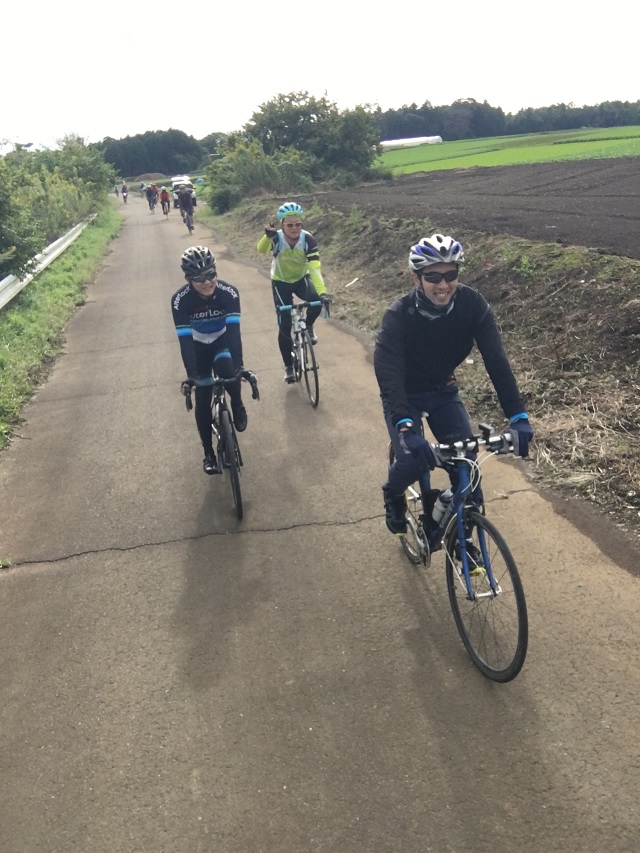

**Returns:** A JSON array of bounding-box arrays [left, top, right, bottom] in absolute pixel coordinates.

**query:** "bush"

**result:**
[[206, 140, 316, 213], [210, 187, 242, 214]]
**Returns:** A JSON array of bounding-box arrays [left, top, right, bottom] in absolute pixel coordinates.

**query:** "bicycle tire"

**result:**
[[445, 510, 528, 682], [220, 409, 243, 520], [401, 509, 426, 565], [301, 330, 319, 407], [387, 443, 426, 565], [292, 345, 302, 382]]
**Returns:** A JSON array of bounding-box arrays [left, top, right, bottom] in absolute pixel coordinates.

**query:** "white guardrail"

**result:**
[[0, 216, 96, 311]]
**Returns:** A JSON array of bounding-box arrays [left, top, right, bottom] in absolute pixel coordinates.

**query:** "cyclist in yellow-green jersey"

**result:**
[[257, 201, 329, 383]]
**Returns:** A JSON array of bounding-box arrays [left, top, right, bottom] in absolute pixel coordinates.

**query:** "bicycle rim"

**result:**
[[445, 511, 528, 682], [221, 410, 243, 520], [302, 331, 319, 407]]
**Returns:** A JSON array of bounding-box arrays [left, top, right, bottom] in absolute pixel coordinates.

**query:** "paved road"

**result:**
[[1, 197, 639, 852]]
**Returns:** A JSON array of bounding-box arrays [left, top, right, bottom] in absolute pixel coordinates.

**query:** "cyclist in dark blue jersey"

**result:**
[[171, 246, 248, 475], [374, 233, 534, 535]]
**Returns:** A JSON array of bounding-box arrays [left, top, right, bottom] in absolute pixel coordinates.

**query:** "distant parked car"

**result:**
[[171, 175, 197, 208]]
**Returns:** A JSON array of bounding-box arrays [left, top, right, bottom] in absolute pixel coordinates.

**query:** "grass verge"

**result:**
[[0, 202, 123, 451]]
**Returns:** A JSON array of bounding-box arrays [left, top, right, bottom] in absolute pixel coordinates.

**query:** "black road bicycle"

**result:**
[[389, 422, 528, 682], [186, 369, 259, 520]]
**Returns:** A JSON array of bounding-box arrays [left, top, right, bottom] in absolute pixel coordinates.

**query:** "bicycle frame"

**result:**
[[210, 381, 240, 456], [406, 428, 512, 600], [281, 302, 313, 339]]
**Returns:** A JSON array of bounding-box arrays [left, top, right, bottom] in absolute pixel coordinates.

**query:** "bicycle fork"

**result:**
[[452, 469, 500, 600]]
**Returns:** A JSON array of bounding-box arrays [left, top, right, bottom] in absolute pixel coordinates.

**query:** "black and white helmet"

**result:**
[[181, 246, 216, 277], [409, 234, 465, 271]]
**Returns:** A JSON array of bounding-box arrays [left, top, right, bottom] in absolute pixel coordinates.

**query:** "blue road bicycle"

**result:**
[[390, 423, 528, 682]]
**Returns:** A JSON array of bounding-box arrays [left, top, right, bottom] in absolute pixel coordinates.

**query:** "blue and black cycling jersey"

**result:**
[[170, 279, 243, 379]]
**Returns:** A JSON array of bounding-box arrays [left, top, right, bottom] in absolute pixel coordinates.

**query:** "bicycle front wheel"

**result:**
[[445, 511, 528, 682], [220, 409, 243, 520], [301, 331, 319, 407]]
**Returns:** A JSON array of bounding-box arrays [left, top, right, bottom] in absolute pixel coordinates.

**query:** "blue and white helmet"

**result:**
[[277, 201, 304, 221], [409, 234, 465, 271]]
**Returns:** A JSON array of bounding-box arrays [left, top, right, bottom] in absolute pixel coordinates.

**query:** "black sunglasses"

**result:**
[[420, 269, 459, 284], [192, 270, 217, 283]]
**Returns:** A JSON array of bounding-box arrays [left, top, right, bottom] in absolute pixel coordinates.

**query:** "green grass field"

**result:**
[[377, 126, 640, 174]]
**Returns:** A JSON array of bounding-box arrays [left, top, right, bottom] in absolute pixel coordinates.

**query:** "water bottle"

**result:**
[[431, 489, 453, 524]]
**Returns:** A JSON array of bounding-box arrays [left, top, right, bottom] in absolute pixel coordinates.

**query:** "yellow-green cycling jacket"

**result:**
[[256, 230, 326, 295]]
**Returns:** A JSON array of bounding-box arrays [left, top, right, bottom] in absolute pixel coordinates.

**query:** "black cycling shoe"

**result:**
[[232, 403, 247, 432], [203, 452, 218, 475], [455, 538, 485, 575], [284, 365, 296, 384], [384, 494, 408, 535]]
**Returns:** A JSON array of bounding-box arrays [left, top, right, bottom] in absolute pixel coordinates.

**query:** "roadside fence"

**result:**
[[0, 216, 96, 312]]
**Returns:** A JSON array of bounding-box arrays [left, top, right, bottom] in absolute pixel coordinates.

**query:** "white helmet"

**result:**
[[409, 234, 465, 271]]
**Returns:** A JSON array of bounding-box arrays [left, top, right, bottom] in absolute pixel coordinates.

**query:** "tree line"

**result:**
[[375, 98, 640, 142], [94, 96, 640, 181], [0, 136, 115, 279]]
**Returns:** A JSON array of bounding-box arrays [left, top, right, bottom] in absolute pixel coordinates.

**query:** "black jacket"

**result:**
[[374, 284, 525, 427]]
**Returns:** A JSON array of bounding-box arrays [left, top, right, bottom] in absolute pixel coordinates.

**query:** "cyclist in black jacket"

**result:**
[[374, 233, 534, 535], [171, 246, 247, 475]]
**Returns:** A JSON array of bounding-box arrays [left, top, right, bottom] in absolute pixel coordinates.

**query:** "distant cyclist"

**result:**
[[256, 201, 329, 383], [374, 232, 534, 536], [121, 183, 128, 204], [177, 184, 195, 233], [145, 184, 157, 211], [171, 246, 249, 475], [159, 186, 171, 215]]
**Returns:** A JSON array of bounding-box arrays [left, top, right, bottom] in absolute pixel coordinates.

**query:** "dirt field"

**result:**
[[318, 157, 640, 261], [227, 156, 640, 546]]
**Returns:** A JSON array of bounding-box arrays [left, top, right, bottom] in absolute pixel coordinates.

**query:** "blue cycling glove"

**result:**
[[398, 427, 438, 470], [509, 416, 534, 458]]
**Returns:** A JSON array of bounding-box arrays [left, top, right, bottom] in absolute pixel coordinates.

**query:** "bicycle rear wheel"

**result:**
[[445, 510, 528, 682], [301, 330, 319, 407], [220, 409, 243, 520], [387, 443, 427, 565]]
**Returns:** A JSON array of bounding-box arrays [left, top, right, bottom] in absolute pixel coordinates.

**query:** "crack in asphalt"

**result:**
[[1, 489, 532, 571], [0, 514, 383, 569]]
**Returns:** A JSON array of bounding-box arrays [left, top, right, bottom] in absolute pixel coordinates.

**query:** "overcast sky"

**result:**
[[4, 0, 637, 153]]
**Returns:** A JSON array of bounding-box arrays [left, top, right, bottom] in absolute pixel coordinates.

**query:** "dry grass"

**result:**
[[205, 199, 640, 542]]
